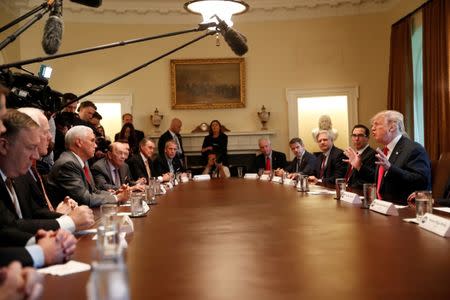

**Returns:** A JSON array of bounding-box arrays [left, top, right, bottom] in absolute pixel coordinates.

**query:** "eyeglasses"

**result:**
[[351, 134, 367, 138]]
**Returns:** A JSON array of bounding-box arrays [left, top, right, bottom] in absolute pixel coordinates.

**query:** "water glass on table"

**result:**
[[335, 178, 346, 199], [362, 183, 376, 209], [415, 190, 433, 222]]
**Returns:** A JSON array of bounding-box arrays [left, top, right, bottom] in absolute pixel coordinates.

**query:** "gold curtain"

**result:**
[[423, 0, 450, 161], [387, 18, 414, 138]]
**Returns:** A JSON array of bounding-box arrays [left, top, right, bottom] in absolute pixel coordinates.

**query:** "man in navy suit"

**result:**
[[252, 138, 287, 173], [343, 124, 377, 189], [309, 130, 347, 185], [276, 137, 317, 177], [158, 118, 185, 168], [154, 139, 185, 179], [358, 110, 431, 204]]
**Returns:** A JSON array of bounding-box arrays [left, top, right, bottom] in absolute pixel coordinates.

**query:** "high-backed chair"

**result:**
[[432, 152, 450, 198]]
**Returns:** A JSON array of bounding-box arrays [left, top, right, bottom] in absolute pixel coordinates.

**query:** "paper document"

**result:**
[[433, 207, 450, 213], [38, 260, 91, 276]]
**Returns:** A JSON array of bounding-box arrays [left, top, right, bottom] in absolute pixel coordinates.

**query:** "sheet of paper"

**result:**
[[403, 218, 419, 224], [434, 207, 450, 213], [395, 205, 408, 209], [38, 260, 91, 276]]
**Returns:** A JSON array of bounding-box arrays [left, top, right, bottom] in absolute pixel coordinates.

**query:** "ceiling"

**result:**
[[1, 0, 400, 24]]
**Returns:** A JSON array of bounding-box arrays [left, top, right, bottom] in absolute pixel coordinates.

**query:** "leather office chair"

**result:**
[[432, 152, 450, 198]]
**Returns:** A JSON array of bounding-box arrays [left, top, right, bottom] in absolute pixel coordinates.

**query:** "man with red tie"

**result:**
[[309, 130, 347, 185], [47, 126, 130, 207], [343, 124, 376, 189], [359, 110, 431, 204], [252, 138, 287, 174]]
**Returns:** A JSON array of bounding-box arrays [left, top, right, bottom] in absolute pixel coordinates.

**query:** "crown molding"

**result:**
[[4, 0, 400, 25]]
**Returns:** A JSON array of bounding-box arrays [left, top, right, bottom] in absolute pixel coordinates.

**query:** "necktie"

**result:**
[[265, 156, 271, 171], [113, 169, 121, 188], [5, 178, 22, 218], [173, 134, 182, 155], [83, 164, 91, 184], [376, 147, 389, 199], [319, 154, 326, 179], [144, 159, 152, 181], [31, 163, 55, 211], [296, 156, 302, 173]]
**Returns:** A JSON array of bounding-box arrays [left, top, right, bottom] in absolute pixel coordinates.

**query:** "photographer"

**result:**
[[202, 152, 230, 179]]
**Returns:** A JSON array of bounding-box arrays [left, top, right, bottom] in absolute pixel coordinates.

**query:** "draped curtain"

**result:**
[[387, 18, 414, 139], [422, 0, 450, 160]]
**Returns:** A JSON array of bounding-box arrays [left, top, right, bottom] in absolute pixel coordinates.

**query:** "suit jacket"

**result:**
[[0, 227, 34, 247], [91, 158, 135, 191], [153, 155, 185, 177], [284, 151, 318, 176], [347, 146, 377, 189], [158, 130, 185, 163], [47, 151, 116, 208], [316, 146, 348, 184], [0, 176, 61, 234], [0, 248, 33, 267], [252, 150, 287, 173], [127, 152, 155, 182], [367, 136, 431, 204]]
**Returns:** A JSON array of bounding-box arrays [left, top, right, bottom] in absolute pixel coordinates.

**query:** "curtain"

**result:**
[[387, 18, 414, 139], [423, 0, 450, 161]]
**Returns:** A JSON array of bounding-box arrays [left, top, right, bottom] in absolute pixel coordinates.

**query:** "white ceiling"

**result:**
[[1, 0, 400, 24]]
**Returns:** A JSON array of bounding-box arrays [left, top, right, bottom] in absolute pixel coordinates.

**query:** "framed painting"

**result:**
[[170, 58, 246, 109]]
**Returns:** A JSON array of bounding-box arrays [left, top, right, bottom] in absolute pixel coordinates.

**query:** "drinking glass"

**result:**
[[415, 190, 433, 222], [335, 178, 346, 199], [362, 183, 376, 209]]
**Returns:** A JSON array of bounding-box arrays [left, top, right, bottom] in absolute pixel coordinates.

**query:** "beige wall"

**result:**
[[2, 0, 427, 154]]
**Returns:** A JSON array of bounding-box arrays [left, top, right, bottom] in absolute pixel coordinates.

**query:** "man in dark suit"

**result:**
[[343, 124, 377, 189], [276, 137, 318, 177], [127, 137, 156, 183], [309, 130, 347, 185], [0, 110, 93, 234], [154, 140, 185, 179], [359, 110, 431, 204], [252, 138, 287, 173], [47, 126, 130, 208], [92, 142, 145, 191], [158, 118, 185, 167], [114, 113, 145, 143]]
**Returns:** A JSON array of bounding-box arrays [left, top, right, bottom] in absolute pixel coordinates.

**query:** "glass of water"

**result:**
[[415, 190, 433, 222]]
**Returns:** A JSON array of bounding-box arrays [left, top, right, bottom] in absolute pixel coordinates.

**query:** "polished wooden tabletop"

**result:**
[[43, 179, 450, 299]]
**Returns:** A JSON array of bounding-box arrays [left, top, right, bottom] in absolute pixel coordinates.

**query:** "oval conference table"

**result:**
[[43, 179, 450, 299]]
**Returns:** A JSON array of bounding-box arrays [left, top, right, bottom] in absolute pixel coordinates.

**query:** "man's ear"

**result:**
[[75, 137, 82, 148], [0, 138, 8, 156]]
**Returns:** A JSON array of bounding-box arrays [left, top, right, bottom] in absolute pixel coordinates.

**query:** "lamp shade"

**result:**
[[184, 0, 249, 27]]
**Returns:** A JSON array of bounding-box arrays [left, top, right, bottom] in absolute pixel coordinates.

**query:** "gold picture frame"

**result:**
[[170, 58, 246, 109]]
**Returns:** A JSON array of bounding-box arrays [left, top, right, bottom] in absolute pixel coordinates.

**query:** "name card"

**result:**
[[119, 215, 134, 233], [271, 176, 283, 183], [259, 174, 270, 181], [244, 173, 258, 179], [283, 178, 295, 186], [369, 199, 399, 216], [340, 191, 362, 204], [181, 176, 189, 183], [419, 213, 450, 237], [193, 174, 211, 181]]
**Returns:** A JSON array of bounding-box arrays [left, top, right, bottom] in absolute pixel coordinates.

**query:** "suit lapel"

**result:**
[[0, 179, 19, 218], [388, 136, 405, 166]]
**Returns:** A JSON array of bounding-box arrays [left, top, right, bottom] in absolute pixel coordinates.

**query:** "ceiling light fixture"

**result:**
[[184, 0, 249, 27]]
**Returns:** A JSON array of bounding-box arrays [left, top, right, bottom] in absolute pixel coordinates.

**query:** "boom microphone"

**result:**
[[42, 0, 63, 55], [216, 19, 248, 56]]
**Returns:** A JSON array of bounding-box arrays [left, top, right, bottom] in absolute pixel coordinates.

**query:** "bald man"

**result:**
[[158, 118, 185, 167]]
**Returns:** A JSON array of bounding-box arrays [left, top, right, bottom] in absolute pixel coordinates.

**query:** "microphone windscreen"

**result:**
[[224, 28, 248, 56], [69, 0, 102, 7], [42, 16, 63, 55]]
